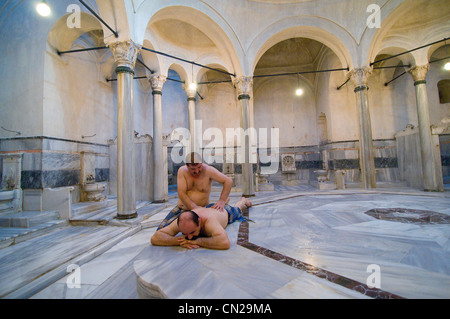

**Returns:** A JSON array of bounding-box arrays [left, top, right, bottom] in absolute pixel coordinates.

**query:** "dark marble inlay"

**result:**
[[374, 157, 398, 168], [233, 164, 259, 174], [21, 170, 43, 189], [43, 170, 80, 188], [442, 155, 450, 167], [328, 159, 360, 170], [327, 158, 398, 170], [95, 168, 110, 182], [237, 208, 405, 299], [365, 208, 450, 225], [296, 160, 322, 169]]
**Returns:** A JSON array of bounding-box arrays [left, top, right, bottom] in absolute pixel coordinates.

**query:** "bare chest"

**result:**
[[186, 177, 212, 193]]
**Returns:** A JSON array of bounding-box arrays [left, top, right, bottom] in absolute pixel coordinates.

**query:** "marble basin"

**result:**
[[0, 190, 15, 202], [314, 169, 328, 182], [0, 189, 21, 214], [83, 183, 106, 202]]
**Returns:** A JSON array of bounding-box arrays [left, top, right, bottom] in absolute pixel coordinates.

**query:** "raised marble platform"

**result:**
[[134, 191, 450, 299], [0, 210, 59, 228]]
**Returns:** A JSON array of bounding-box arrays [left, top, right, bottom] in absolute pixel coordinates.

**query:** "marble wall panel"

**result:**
[[395, 131, 423, 188], [440, 135, 450, 181], [95, 169, 110, 183], [109, 136, 154, 201], [42, 170, 80, 188], [0, 137, 43, 153], [165, 142, 402, 186], [21, 171, 43, 189], [42, 152, 80, 171], [1, 137, 110, 190], [21, 152, 42, 172]]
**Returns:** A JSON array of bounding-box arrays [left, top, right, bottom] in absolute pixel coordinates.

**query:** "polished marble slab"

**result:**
[[134, 190, 450, 299], [31, 228, 154, 299], [134, 223, 369, 299], [245, 193, 450, 299], [2, 186, 449, 299], [0, 225, 130, 298]]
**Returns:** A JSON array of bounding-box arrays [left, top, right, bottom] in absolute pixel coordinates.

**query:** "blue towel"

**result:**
[[157, 203, 250, 230], [205, 203, 248, 224]]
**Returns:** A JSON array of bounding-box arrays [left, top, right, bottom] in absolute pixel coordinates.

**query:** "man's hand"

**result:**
[[177, 237, 200, 249], [211, 199, 226, 211]]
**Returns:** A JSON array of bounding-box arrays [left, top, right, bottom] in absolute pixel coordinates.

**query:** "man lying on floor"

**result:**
[[151, 197, 252, 250]]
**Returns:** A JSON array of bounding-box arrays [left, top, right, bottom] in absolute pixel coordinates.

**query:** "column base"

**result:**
[[152, 199, 167, 204], [116, 211, 138, 220], [242, 194, 255, 198]]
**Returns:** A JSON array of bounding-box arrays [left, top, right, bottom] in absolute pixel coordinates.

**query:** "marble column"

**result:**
[[110, 40, 141, 219], [150, 74, 168, 203], [409, 65, 443, 191], [184, 85, 198, 153], [234, 76, 255, 197], [348, 68, 376, 189]]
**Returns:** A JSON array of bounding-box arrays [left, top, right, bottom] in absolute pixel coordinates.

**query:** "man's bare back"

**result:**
[[151, 197, 252, 250], [193, 206, 229, 231], [151, 206, 230, 250]]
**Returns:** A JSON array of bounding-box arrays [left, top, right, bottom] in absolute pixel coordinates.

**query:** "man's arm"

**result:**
[[151, 222, 184, 246], [179, 219, 230, 250], [177, 168, 199, 210], [207, 166, 232, 210]]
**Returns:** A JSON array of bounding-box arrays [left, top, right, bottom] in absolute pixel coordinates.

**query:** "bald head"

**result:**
[[177, 210, 199, 226], [178, 210, 201, 240]]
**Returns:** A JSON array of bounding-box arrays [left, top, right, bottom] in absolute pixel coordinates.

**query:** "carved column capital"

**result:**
[[109, 40, 141, 72], [347, 67, 372, 91], [149, 74, 167, 94], [233, 76, 253, 99], [409, 64, 429, 84], [183, 84, 197, 99]]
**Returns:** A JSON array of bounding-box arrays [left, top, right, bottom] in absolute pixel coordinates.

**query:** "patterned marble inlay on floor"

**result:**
[[134, 192, 450, 299], [364, 208, 450, 224]]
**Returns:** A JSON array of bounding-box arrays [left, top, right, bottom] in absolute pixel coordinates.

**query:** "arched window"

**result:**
[[438, 79, 450, 104]]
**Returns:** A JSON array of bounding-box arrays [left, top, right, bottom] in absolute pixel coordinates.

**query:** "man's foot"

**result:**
[[234, 197, 253, 211], [242, 197, 253, 208]]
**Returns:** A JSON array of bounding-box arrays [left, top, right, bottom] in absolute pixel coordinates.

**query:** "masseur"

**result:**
[[151, 197, 252, 250], [156, 152, 233, 230]]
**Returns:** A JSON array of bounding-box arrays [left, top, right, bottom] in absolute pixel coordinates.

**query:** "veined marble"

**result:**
[[0, 186, 447, 299], [134, 190, 450, 299]]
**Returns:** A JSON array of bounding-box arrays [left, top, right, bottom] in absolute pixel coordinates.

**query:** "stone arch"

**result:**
[[372, 45, 417, 67], [43, 12, 116, 143], [247, 17, 356, 75], [196, 62, 234, 99], [367, 0, 450, 67], [141, 40, 165, 76], [137, 3, 244, 77], [167, 63, 188, 85], [253, 73, 318, 147], [47, 12, 103, 52], [46, 11, 113, 79]]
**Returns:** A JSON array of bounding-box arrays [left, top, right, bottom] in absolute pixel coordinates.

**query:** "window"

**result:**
[[438, 79, 450, 104]]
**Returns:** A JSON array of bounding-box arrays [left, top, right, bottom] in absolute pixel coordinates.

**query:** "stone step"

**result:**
[[0, 210, 60, 228], [0, 220, 67, 249], [71, 198, 117, 216], [71, 200, 153, 222]]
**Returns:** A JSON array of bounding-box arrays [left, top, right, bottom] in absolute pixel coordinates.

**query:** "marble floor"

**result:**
[[1, 185, 449, 299]]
